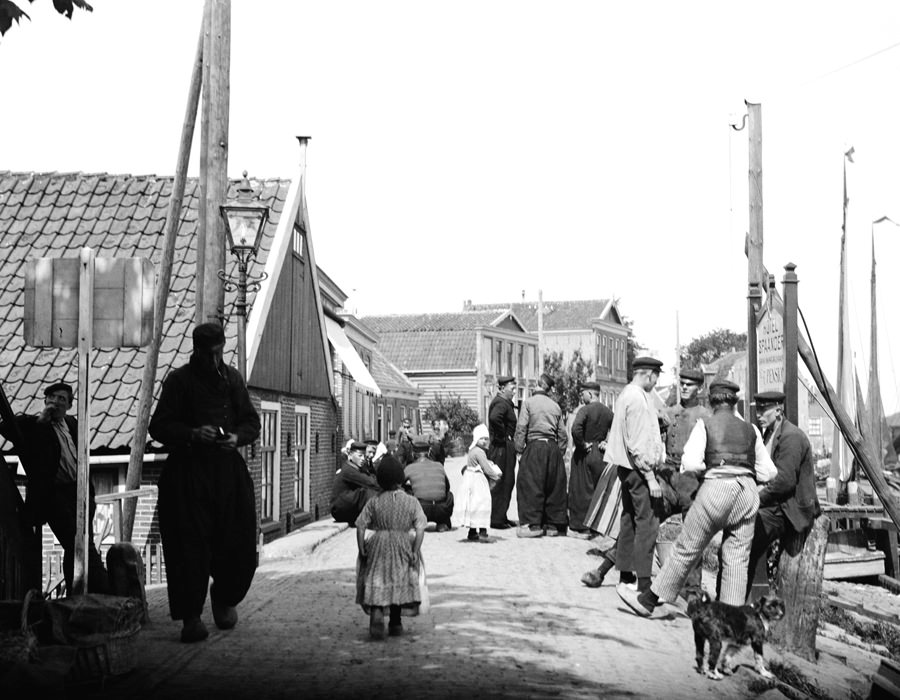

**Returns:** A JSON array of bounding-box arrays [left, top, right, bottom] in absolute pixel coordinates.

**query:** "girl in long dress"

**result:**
[[356, 456, 428, 639], [459, 424, 502, 542]]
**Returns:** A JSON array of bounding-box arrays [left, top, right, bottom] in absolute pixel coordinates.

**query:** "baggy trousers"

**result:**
[[516, 440, 568, 530], [652, 475, 758, 606], [49, 482, 109, 594], [159, 449, 257, 620], [489, 439, 517, 526], [615, 467, 658, 579]]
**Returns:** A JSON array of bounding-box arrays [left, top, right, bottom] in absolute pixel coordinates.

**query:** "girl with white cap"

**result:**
[[459, 423, 502, 541]]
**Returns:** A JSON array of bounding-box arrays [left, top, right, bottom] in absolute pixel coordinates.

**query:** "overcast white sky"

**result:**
[[3, 1, 900, 411]]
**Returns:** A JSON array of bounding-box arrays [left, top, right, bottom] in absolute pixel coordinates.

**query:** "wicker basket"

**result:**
[[0, 589, 39, 671], [69, 624, 140, 682]]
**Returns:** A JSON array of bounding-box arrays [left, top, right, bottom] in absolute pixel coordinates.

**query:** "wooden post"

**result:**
[[197, 0, 230, 326], [121, 18, 205, 543], [73, 247, 95, 595], [746, 282, 762, 422], [770, 515, 830, 660], [745, 101, 764, 423], [537, 289, 544, 373], [783, 263, 799, 424]]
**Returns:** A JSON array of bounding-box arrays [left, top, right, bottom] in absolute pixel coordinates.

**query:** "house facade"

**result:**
[[0, 166, 344, 588], [466, 299, 630, 406], [362, 310, 538, 423]]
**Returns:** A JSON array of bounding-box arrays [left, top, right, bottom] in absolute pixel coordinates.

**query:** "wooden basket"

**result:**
[[69, 624, 140, 682], [0, 589, 39, 670]]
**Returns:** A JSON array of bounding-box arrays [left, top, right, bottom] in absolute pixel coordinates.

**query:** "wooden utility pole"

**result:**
[[782, 263, 799, 423], [537, 290, 544, 374], [746, 101, 763, 424], [121, 19, 205, 542], [196, 0, 231, 326]]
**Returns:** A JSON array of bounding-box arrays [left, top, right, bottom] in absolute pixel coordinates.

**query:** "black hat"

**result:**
[[755, 391, 786, 408], [411, 434, 431, 450], [193, 323, 226, 351], [580, 381, 601, 392], [376, 455, 406, 490], [540, 373, 555, 389], [497, 375, 515, 386], [44, 382, 74, 400], [348, 441, 367, 453], [363, 438, 379, 446], [679, 368, 704, 384], [632, 356, 663, 372], [709, 379, 741, 396]]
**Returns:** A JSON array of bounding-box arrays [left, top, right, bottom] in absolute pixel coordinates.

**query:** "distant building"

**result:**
[[466, 299, 629, 406], [361, 310, 538, 422]]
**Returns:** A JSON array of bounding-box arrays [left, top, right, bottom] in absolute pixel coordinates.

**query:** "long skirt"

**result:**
[[582, 460, 621, 538], [568, 449, 607, 529]]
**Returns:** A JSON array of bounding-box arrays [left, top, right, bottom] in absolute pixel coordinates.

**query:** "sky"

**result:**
[[3, 1, 900, 411]]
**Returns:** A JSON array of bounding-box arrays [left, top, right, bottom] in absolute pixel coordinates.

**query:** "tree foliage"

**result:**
[[423, 393, 480, 440], [680, 328, 747, 369], [620, 313, 645, 381], [0, 0, 92, 37], [543, 348, 594, 417]]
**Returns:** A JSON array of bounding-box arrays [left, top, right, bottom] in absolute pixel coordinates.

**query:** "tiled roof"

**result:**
[[371, 330, 476, 372], [362, 311, 511, 333], [369, 347, 421, 395], [467, 300, 612, 331], [0, 172, 290, 452]]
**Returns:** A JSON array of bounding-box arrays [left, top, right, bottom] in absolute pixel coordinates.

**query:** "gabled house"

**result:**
[[361, 310, 538, 422], [0, 167, 343, 584], [466, 299, 630, 405]]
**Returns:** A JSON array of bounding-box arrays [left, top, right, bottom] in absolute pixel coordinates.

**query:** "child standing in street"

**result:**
[[459, 423, 502, 542], [356, 456, 428, 639]]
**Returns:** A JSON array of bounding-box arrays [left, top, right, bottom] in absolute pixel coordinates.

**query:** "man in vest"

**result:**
[[514, 373, 569, 537], [744, 390, 821, 599], [581, 367, 708, 587], [618, 379, 777, 617], [405, 435, 454, 531], [488, 375, 518, 529]]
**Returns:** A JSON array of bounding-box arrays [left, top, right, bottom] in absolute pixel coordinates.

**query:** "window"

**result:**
[[260, 403, 280, 522], [293, 407, 310, 511], [400, 405, 407, 422], [376, 404, 384, 442], [517, 344, 524, 379], [495, 340, 503, 375], [599, 336, 606, 369], [506, 342, 513, 376], [292, 225, 304, 258], [386, 405, 393, 435]]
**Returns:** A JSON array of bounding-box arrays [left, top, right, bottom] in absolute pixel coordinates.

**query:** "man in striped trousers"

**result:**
[[618, 379, 777, 616]]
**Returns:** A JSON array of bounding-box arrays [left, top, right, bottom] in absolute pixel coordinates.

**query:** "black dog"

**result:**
[[686, 591, 785, 681]]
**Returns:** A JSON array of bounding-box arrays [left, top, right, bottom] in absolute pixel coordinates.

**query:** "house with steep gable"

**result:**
[[361, 310, 538, 422], [0, 164, 351, 585], [467, 299, 630, 406]]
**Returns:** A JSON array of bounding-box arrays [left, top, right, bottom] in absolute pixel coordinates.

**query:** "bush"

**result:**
[[422, 393, 480, 443]]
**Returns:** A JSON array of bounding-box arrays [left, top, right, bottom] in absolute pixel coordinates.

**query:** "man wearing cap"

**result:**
[[514, 373, 569, 537], [603, 357, 665, 592], [331, 441, 380, 525], [150, 323, 261, 643], [568, 381, 614, 538], [428, 413, 453, 465], [581, 368, 710, 587], [618, 379, 777, 617], [745, 390, 820, 599], [0, 381, 109, 594], [405, 435, 454, 532], [488, 375, 518, 529], [362, 438, 380, 475]]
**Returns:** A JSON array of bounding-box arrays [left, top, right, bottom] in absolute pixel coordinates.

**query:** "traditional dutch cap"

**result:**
[[709, 379, 741, 396], [497, 375, 515, 386], [471, 423, 490, 445], [679, 368, 704, 384], [755, 390, 786, 408], [192, 322, 226, 351], [376, 455, 406, 489], [580, 381, 601, 392], [411, 434, 431, 450], [349, 440, 367, 452], [363, 438, 379, 446], [44, 381, 74, 399], [632, 356, 663, 371]]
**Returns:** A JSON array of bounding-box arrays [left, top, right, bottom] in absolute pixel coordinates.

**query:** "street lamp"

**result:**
[[219, 171, 269, 380]]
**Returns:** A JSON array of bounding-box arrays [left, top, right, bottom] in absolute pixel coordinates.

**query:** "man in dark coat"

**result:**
[[567, 381, 614, 537], [149, 323, 261, 644], [745, 390, 821, 599], [488, 375, 518, 529], [331, 441, 379, 525], [514, 374, 569, 538], [0, 381, 109, 595], [428, 413, 453, 465]]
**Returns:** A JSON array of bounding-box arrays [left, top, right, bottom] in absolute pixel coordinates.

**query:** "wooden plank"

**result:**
[[73, 247, 94, 595], [826, 593, 900, 626], [123, 257, 143, 347]]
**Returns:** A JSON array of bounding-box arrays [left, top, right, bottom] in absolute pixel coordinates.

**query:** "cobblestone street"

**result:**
[[77, 459, 776, 700]]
